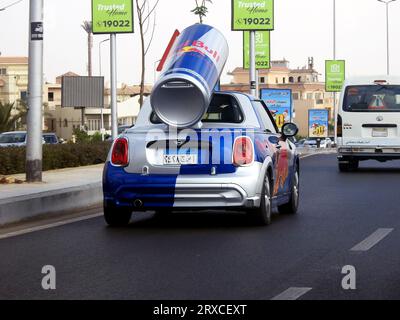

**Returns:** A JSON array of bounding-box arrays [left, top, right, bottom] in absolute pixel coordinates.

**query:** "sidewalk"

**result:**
[[0, 165, 104, 226]]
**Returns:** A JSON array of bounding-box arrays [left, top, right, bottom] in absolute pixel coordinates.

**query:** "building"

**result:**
[[222, 58, 334, 137], [0, 56, 28, 105]]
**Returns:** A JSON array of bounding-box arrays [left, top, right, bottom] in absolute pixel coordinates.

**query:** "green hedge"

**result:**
[[0, 142, 112, 175]]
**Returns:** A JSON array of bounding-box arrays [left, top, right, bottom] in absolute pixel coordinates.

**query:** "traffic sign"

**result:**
[[92, 0, 134, 34], [232, 0, 274, 31], [243, 31, 270, 69]]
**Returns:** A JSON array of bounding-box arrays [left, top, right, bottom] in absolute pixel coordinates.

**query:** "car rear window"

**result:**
[[43, 135, 57, 144], [151, 94, 244, 124], [343, 85, 400, 112], [0, 133, 26, 143]]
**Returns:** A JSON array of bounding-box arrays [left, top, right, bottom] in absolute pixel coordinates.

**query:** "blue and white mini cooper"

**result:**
[[103, 92, 300, 226]]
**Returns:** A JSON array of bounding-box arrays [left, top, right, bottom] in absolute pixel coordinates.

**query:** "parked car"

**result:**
[[103, 92, 301, 227], [0, 131, 47, 147], [303, 139, 318, 148], [43, 133, 59, 144]]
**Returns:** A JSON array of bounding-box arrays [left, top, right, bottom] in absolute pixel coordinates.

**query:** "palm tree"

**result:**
[[0, 101, 27, 133], [81, 21, 93, 76], [191, 0, 212, 23]]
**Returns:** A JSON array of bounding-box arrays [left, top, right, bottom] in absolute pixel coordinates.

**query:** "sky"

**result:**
[[1, 0, 400, 86]]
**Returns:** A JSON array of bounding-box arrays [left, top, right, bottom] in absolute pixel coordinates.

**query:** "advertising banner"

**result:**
[[260, 88, 292, 129], [92, 0, 134, 34], [308, 109, 329, 138], [232, 0, 274, 31], [243, 31, 270, 69], [325, 60, 345, 92]]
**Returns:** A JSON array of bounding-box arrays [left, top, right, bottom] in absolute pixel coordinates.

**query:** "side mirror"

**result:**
[[282, 123, 299, 138]]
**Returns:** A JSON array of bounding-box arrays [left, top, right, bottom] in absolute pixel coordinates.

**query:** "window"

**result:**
[[252, 101, 278, 134], [0, 68, 6, 75], [289, 77, 294, 83], [343, 85, 400, 112], [63, 119, 68, 127], [20, 91, 27, 102], [307, 93, 313, 100], [151, 94, 244, 124], [275, 77, 279, 84], [48, 92, 54, 102], [283, 78, 286, 84], [260, 77, 266, 84], [298, 76, 302, 83], [292, 93, 300, 100]]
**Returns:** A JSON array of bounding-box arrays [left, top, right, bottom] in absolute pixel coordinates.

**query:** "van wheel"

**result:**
[[339, 160, 359, 172], [278, 170, 299, 215], [248, 173, 272, 226], [104, 205, 132, 227]]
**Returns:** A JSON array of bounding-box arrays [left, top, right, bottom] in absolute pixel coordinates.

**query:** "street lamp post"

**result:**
[[98, 39, 109, 141], [98, 38, 110, 77], [378, 0, 397, 75]]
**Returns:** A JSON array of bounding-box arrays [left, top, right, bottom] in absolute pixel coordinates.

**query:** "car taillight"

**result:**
[[233, 136, 254, 166], [111, 138, 129, 166], [337, 114, 343, 138]]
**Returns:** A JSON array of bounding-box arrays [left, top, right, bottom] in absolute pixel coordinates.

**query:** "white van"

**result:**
[[337, 76, 400, 171]]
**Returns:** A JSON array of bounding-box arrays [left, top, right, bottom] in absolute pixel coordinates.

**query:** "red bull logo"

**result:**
[[179, 40, 221, 62]]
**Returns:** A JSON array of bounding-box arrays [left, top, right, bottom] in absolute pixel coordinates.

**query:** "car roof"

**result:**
[[344, 75, 400, 86], [1, 131, 27, 134]]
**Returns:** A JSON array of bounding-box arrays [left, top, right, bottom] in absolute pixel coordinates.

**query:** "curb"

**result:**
[[0, 182, 103, 226]]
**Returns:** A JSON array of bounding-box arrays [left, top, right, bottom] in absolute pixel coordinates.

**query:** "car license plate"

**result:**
[[163, 154, 198, 165], [372, 128, 388, 137]]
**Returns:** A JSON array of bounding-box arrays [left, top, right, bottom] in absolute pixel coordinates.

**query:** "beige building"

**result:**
[[0, 57, 28, 105], [222, 58, 334, 137]]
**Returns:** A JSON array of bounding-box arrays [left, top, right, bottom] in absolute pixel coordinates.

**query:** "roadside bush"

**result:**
[[0, 142, 111, 175]]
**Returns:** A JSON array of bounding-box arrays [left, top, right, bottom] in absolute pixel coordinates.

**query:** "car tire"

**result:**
[[248, 173, 272, 226], [278, 169, 299, 215], [104, 205, 132, 227]]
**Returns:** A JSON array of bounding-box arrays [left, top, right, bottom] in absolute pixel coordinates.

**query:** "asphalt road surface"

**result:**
[[1, 154, 400, 300]]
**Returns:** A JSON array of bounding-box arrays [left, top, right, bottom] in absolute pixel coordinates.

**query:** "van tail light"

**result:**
[[233, 136, 254, 166], [337, 114, 343, 138], [111, 138, 129, 166]]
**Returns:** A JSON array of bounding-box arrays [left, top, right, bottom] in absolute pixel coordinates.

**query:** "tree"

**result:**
[[0, 101, 27, 133], [81, 21, 93, 77], [135, 0, 160, 107], [191, 0, 213, 24]]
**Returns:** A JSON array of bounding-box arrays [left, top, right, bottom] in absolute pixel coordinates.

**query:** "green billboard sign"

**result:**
[[243, 31, 270, 69], [92, 0, 134, 34], [232, 0, 274, 31], [325, 60, 345, 92]]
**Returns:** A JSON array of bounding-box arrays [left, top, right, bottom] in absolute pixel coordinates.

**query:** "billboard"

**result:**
[[62, 76, 104, 108], [309, 109, 329, 138], [325, 60, 345, 92], [260, 88, 292, 129], [92, 0, 134, 34], [232, 0, 274, 31], [243, 31, 271, 69]]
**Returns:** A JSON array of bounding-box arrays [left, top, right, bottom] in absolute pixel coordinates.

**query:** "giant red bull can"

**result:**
[[151, 24, 229, 128]]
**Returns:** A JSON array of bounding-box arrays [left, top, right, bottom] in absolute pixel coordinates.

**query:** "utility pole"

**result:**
[[378, 0, 396, 75], [249, 31, 256, 97], [110, 33, 118, 140], [333, 0, 337, 142], [26, 0, 44, 182]]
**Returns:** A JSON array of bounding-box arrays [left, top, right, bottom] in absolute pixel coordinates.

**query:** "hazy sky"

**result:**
[[1, 0, 400, 85]]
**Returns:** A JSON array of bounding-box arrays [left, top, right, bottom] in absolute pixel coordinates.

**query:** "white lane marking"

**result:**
[[351, 228, 394, 252], [0, 213, 102, 240], [271, 287, 312, 300]]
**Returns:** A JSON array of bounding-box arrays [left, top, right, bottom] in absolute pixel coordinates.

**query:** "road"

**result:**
[[1, 154, 400, 300]]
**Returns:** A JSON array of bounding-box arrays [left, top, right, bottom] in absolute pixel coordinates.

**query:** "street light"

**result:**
[[98, 38, 110, 76], [377, 0, 397, 75], [98, 38, 110, 141]]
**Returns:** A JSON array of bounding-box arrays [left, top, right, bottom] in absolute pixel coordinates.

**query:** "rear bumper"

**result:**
[[338, 146, 400, 161], [103, 162, 263, 210]]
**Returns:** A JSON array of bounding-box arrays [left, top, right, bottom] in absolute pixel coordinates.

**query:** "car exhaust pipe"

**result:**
[[134, 199, 143, 208]]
